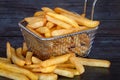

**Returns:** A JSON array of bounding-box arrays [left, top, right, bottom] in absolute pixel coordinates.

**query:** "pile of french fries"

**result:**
[[24, 7, 100, 38], [0, 42, 110, 80]]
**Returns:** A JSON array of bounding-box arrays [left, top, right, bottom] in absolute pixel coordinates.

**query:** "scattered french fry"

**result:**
[[0, 57, 11, 63], [81, 13, 86, 17], [0, 61, 38, 80], [11, 47, 25, 66], [6, 42, 12, 61], [54, 67, 74, 78], [22, 42, 28, 56], [32, 65, 57, 73], [46, 15, 72, 29], [36, 73, 58, 80], [24, 64, 41, 69], [32, 56, 42, 64], [69, 56, 85, 74], [25, 51, 33, 65], [41, 53, 71, 67], [0, 69, 29, 80], [47, 12, 79, 28], [76, 57, 111, 68], [57, 63, 75, 68], [16, 47, 25, 60]]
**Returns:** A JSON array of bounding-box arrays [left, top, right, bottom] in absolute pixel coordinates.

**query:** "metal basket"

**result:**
[[18, 0, 98, 60]]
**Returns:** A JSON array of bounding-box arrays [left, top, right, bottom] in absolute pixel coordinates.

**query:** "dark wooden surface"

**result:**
[[0, 0, 120, 80]]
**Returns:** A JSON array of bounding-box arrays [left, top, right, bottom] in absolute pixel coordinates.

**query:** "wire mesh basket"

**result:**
[[19, 0, 98, 60]]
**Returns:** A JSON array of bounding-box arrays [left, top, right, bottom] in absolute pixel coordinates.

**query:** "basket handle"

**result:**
[[83, 0, 98, 20]]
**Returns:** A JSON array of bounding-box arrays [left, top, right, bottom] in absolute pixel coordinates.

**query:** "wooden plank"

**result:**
[[0, 0, 120, 20]]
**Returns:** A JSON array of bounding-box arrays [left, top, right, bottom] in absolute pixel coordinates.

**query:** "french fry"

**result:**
[[41, 53, 71, 67], [45, 32, 51, 37], [32, 65, 57, 73], [69, 56, 85, 74], [46, 21, 55, 29], [34, 11, 45, 17], [47, 12, 79, 28], [46, 15, 72, 29], [0, 57, 11, 63], [61, 13, 99, 28], [0, 69, 29, 80], [0, 61, 38, 80], [16, 47, 25, 60], [24, 64, 41, 69], [11, 47, 25, 66], [57, 63, 75, 68], [51, 29, 74, 36], [22, 42, 28, 56], [56, 26, 62, 30], [25, 17, 46, 29], [42, 7, 55, 13], [25, 51, 33, 65], [57, 68, 80, 76], [51, 27, 88, 36], [76, 57, 111, 68], [54, 7, 100, 27], [32, 56, 42, 64], [81, 13, 86, 17], [36, 73, 58, 80], [36, 26, 50, 34], [6, 42, 11, 61], [54, 67, 74, 78], [26, 26, 43, 37]]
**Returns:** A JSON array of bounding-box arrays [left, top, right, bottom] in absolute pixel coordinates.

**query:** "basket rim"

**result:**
[[18, 21, 98, 41]]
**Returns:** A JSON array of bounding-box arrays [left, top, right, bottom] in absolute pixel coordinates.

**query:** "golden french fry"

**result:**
[[32, 56, 42, 64], [22, 42, 28, 56], [57, 68, 80, 76], [65, 68, 80, 76], [76, 57, 111, 68], [32, 65, 57, 73], [42, 7, 55, 13], [47, 12, 79, 28], [69, 56, 85, 74], [34, 11, 45, 17], [0, 61, 38, 80], [26, 26, 43, 37], [56, 26, 62, 30], [16, 47, 25, 60], [46, 15, 72, 29], [36, 26, 50, 34], [46, 21, 55, 29], [45, 32, 51, 38], [0, 69, 29, 80], [51, 29, 74, 36], [54, 7, 100, 27], [81, 13, 86, 17], [54, 67, 74, 78], [62, 13, 99, 28], [36, 73, 58, 80], [41, 54, 71, 67], [0, 57, 11, 63], [24, 64, 41, 69], [25, 51, 33, 65], [6, 42, 11, 61], [11, 47, 25, 66], [25, 17, 46, 29], [57, 63, 75, 68]]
